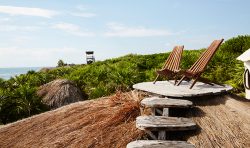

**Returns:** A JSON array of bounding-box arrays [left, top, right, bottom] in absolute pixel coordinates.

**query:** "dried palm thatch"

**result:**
[[39, 67, 54, 72], [129, 94, 250, 147], [37, 79, 86, 109], [0, 91, 249, 148], [0, 91, 147, 148], [186, 95, 250, 147]]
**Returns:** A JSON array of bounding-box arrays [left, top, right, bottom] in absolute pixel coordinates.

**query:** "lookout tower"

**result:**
[[86, 51, 95, 64]]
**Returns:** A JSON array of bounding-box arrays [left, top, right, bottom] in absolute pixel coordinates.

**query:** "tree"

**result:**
[[57, 59, 65, 67]]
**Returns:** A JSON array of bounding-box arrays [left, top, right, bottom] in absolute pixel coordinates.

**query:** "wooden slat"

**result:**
[[127, 140, 195, 148], [141, 97, 193, 108], [158, 108, 169, 139], [157, 45, 184, 73], [162, 108, 169, 116], [136, 116, 196, 131], [166, 47, 176, 70], [189, 39, 223, 74], [171, 47, 178, 70], [172, 48, 178, 70], [171, 46, 183, 71], [177, 39, 224, 88], [176, 47, 183, 70], [158, 130, 166, 140], [165, 46, 176, 70], [154, 45, 183, 84]]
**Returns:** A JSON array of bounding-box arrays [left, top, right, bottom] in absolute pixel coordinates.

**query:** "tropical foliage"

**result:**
[[0, 35, 250, 124]]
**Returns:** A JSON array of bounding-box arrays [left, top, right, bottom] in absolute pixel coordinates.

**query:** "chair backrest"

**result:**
[[163, 46, 184, 71], [188, 39, 224, 74]]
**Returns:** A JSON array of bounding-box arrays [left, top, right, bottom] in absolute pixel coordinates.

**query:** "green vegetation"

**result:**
[[57, 59, 66, 67], [0, 35, 250, 124]]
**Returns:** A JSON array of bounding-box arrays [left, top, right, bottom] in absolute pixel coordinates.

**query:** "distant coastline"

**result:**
[[0, 67, 43, 80]]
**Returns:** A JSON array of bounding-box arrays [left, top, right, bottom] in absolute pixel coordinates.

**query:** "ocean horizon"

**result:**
[[0, 67, 43, 80]]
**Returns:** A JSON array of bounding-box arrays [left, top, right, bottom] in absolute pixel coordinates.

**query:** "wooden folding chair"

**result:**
[[153, 46, 184, 84], [176, 39, 224, 89]]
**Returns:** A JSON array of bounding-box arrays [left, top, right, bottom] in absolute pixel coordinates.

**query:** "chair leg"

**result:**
[[176, 76, 186, 86], [174, 77, 179, 85], [198, 77, 225, 86], [173, 74, 178, 85], [153, 75, 159, 84], [190, 77, 199, 89]]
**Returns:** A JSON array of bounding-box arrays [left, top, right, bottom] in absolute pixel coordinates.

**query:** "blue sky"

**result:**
[[0, 0, 249, 67]]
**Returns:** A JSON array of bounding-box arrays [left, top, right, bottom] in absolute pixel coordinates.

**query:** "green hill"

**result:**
[[1, 35, 250, 124]]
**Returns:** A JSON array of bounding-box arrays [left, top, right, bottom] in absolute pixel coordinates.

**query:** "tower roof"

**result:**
[[86, 51, 94, 54]]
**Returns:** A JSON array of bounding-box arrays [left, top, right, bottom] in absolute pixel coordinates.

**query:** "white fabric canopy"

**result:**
[[237, 48, 250, 62]]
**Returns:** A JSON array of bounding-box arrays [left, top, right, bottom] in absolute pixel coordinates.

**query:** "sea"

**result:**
[[0, 67, 42, 80]]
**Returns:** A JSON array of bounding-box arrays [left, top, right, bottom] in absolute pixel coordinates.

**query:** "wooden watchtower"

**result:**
[[86, 51, 95, 64]]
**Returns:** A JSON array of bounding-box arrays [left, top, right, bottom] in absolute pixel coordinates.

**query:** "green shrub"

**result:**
[[1, 35, 250, 124]]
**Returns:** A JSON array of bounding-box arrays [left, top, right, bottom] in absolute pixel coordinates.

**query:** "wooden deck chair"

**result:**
[[176, 39, 224, 89], [153, 45, 184, 84]]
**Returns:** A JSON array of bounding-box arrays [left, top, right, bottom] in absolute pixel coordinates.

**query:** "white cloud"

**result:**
[[69, 5, 96, 18], [52, 22, 95, 37], [104, 23, 174, 37], [0, 25, 40, 32], [0, 5, 58, 18], [70, 12, 96, 18]]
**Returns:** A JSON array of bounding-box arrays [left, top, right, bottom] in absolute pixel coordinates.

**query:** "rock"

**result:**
[[37, 79, 86, 109], [39, 67, 55, 73]]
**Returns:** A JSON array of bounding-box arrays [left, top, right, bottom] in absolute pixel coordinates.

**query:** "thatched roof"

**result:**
[[39, 68, 50, 72], [186, 95, 250, 147], [0, 91, 249, 147], [37, 79, 86, 109], [0, 91, 145, 148]]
